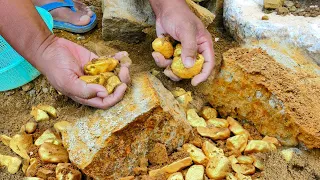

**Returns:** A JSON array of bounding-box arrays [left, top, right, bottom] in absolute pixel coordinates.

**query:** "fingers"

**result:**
[[152, 52, 172, 68], [71, 83, 127, 109], [113, 51, 131, 84], [155, 19, 166, 37], [65, 78, 107, 99], [176, 23, 198, 68], [164, 66, 181, 81], [113, 51, 132, 68], [192, 33, 215, 86], [118, 66, 131, 84]]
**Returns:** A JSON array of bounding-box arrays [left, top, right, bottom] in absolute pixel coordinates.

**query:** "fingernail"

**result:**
[[153, 55, 159, 63], [184, 57, 195, 68], [80, 15, 90, 22]]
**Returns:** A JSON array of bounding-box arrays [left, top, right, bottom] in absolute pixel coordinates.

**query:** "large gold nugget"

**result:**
[[152, 37, 174, 59], [80, 75, 106, 85], [84, 57, 119, 75], [171, 54, 204, 79], [106, 76, 122, 94]]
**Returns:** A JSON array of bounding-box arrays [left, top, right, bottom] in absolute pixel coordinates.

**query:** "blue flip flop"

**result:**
[[41, 0, 97, 33]]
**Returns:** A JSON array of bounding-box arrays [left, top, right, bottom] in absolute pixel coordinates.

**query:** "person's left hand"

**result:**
[[34, 37, 131, 109], [151, 3, 215, 86]]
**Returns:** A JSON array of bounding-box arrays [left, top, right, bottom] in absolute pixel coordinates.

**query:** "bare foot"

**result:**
[[32, 0, 93, 26]]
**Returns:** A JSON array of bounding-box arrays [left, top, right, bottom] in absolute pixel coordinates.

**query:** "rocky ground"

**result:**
[[264, 0, 320, 17], [1, 0, 320, 180]]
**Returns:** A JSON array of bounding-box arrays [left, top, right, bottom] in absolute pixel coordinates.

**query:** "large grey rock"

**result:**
[[102, 0, 215, 43], [102, 0, 155, 43], [224, 0, 320, 64]]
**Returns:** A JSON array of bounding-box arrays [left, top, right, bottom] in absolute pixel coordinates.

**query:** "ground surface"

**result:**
[[0, 0, 319, 179]]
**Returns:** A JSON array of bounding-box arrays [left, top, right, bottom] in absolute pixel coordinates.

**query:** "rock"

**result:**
[[277, 7, 289, 15], [42, 88, 48, 93], [36, 168, 55, 179], [29, 89, 36, 97], [294, 2, 301, 8], [56, 163, 82, 180], [102, 0, 215, 43], [101, 0, 154, 43], [61, 73, 191, 179], [289, 6, 297, 12], [224, 0, 320, 64], [261, 15, 269, 20], [185, 0, 215, 27], [22, 83, 34, 92], [76, 36, 85, 41], [284, 0, 294, 7], [200, 48, 320, 148], [264, 0, 284, 9], [147, 143, 169, 165]]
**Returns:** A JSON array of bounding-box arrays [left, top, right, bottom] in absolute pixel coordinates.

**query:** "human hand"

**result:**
[[34, 37, 130, 109], [151, 2, 215, 86]]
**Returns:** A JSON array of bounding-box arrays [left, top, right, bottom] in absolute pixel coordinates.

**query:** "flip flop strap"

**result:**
[[41, 2, 76, 12]]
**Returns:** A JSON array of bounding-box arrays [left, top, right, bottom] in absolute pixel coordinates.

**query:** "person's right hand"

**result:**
[[150, 1, 215, 86], [34, 37, 131, 109]]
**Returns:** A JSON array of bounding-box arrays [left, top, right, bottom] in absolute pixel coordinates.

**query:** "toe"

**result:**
[[51, 8, 91, 26], [86, 7, 94, 17], [78, 15, 91, 25]]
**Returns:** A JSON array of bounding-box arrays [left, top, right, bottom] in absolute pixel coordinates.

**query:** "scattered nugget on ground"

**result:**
[[30, 107, 49, 122]]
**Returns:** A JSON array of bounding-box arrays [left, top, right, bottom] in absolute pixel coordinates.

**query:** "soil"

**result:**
[[1, 0, 319, 180], [264, 0, 320, 17]]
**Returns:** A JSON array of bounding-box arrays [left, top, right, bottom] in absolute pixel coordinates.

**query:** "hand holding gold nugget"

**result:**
[[152, 37, 204, 79], [80, 53, 132, 94]]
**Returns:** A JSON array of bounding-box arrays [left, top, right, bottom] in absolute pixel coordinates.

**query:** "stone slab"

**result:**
[[224, 0, 320, 64], [102, 0, 215, 43], [61, 73, 192, 179]]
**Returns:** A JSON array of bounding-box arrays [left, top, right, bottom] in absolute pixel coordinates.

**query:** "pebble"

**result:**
[[22, 83, 34, 92], [89, 5, 96, 11], [262, 15, 269, 20], [29, 89, 36, 97], [77, 36, 85, 40], [42, 88, 49, 93], [289, 6, 297, 12], [284, 1, 294, 8], [277, 7, 290, 15], [5, 91, 15, 96]]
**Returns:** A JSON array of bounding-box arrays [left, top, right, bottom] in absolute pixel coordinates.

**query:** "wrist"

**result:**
[[149, 0, 188, 18], [31, 34, 59, 72]]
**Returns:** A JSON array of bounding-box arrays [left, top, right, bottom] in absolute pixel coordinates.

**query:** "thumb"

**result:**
[[65, 78, 107, 99], [177, 26, 198, 68]]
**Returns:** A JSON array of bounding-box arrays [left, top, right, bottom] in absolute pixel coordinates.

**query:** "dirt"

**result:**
[[1, 0, 319, 180], [264, 0, 320, 17], [261, 149, 320, 180]]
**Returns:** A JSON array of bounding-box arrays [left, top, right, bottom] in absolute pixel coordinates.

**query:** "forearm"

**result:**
[[0, 0, 55, 68], [149, 0, 190, 17]]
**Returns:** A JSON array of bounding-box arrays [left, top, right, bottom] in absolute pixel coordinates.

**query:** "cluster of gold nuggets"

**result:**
[[80, 56, 122, 94], [143, 89, 282, 180], [152, 37, 205, 79], [0, 105, 80, 180]]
